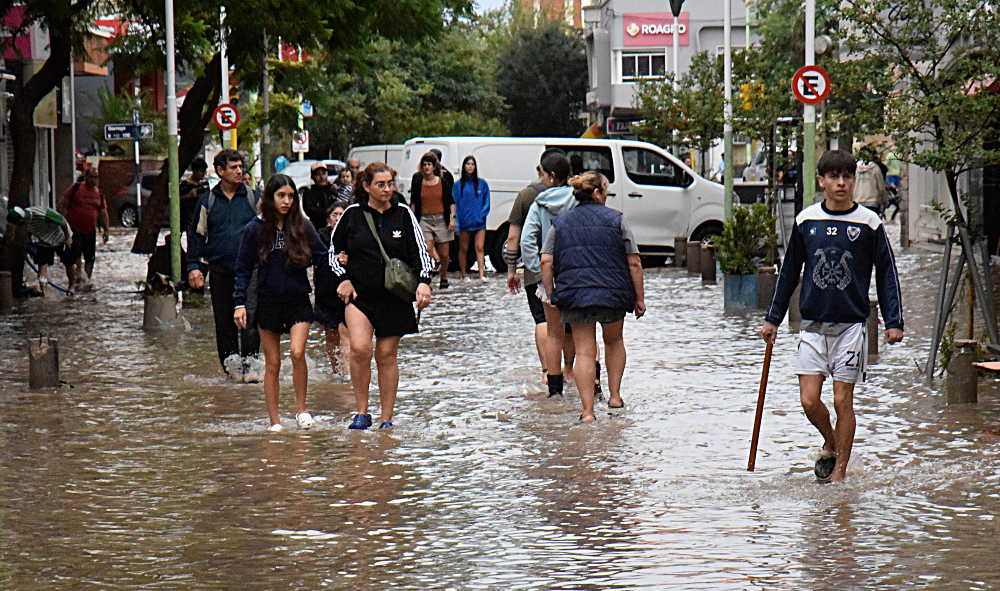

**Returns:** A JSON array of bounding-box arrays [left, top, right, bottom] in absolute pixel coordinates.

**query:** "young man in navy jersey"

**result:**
[[761, 150, 904, 483]]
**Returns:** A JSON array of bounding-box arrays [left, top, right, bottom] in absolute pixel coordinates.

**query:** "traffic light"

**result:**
[[739, 82, 765, 111]]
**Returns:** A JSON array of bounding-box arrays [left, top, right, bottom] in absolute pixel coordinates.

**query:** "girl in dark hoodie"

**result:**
[[234, 174, 327, 433]]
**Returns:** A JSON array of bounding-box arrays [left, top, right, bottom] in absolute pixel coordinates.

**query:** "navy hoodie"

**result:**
[[233, 217, 327, 307]]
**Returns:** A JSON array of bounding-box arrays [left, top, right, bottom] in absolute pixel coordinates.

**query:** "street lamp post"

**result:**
[[165, 0, 181, 282], [723, 0, 733, 222], [670, 0, 683, 158]]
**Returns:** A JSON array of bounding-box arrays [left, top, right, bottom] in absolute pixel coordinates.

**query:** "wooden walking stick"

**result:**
[[747, 340, 773, 472]]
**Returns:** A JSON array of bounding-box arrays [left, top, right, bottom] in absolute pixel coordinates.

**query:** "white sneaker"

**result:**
[[479, 276, 489, 283], [296, 412, 316, 429], [268, 423, 285, 433], [463, 276, 472, 283]]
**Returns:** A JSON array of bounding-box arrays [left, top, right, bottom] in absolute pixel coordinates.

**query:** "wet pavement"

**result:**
[[1, 226, 999, 590]]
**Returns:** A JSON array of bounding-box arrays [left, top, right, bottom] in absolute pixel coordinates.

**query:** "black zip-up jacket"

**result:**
[[330, 196, 432, 298], [408, 171, 454, 226], [301, 183, 337, 230]]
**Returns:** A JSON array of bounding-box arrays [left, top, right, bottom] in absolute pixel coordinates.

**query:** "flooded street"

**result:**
[[1, 226, 999, 590]]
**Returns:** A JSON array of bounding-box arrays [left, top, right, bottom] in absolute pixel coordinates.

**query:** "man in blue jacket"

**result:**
[[187, 150, 262, 380], [761, 150, 903, 483]]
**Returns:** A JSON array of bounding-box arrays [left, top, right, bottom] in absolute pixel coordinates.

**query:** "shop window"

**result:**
[[621, 52, 666, 82]]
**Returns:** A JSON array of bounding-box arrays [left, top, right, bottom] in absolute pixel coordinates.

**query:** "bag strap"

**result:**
[[363, 210, 392, 267]]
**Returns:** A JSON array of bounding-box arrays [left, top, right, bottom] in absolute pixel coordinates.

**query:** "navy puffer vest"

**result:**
[[551, 202, 636, 312]]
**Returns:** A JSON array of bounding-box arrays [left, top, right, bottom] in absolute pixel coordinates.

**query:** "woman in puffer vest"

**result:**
[[540, 171, 646, 423]]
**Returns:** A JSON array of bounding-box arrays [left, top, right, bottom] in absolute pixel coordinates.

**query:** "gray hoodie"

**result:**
[[519, 185, 576, 279]]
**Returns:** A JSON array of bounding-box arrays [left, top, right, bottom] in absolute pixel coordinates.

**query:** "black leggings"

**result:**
[[209, 271, 260, 368]]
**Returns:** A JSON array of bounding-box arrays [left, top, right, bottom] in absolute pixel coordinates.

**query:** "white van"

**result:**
[[399, 137, 725, 271], [347, 144, 404, 172]]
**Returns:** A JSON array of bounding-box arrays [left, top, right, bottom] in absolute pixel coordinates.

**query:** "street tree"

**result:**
[[496, 21, 587, 137], [0, 0, 98, 291], [115, 0, 471, 253], [840, 0, 1000, 346], [633, 52, 724, 177]]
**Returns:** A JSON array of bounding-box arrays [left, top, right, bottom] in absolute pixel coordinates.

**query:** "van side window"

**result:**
[[547, 145, 615, 182], [623, 147, 691, 188]]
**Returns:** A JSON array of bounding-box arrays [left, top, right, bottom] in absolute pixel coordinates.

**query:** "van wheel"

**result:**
[[119, 205, 139, 228], [690, 222, 723, 245], [488, 225, 509, 274]]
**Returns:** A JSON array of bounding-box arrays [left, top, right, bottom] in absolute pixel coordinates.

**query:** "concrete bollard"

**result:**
[[0, 270, 12, 315], [701, 244, 716, 285], [757, 266, 777, 310], [686, 241, 701, 277], [29, 337, 59, 389], [674, 236, 688, 267], [143, 293, 181, 330], [788, 284, 802, 333], [947, 340, 979, 404], [867, 299, 879, 364]]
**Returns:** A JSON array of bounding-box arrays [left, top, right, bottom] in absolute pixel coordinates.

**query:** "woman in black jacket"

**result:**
[[332, 162, 433, 430]]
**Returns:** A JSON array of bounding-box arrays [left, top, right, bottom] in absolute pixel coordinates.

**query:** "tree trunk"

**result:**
[[131, 53, 222, 254], [0, 21, 72, 294]]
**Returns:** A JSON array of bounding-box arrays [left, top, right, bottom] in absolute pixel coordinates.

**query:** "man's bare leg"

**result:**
[[830, 380, 857, 482], [799, 374, 836, 454]]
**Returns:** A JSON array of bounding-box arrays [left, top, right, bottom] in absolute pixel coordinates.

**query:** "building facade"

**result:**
[[583, 0, 752, 137]]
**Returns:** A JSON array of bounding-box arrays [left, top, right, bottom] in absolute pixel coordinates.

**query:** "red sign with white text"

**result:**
[[623, 13, 689, 47]]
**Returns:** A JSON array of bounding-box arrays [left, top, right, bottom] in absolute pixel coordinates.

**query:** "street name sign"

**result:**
[[105, 123, 154, 140], [213, 104, 240, 130], [791, 65, 831, 106]]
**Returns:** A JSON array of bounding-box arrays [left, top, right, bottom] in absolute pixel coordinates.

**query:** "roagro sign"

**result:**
[[623, 13, 689, 47]]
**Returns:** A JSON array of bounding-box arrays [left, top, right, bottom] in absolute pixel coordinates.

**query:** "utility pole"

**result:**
[[671, 1, 681, 157], [165, 0, 181, 282], [297, 46, 304, 162], [70, 48, 76, 176], [803, 0, 816, 207], [220, 7, 236, 150], [261, 33, 270, 185], [723, 0, 733, 222]]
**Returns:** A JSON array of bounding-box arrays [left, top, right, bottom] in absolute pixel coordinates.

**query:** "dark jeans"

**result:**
[[209, 270, 260, 370]]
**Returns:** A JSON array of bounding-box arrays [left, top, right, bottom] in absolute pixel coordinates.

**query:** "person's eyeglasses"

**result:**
[[374, 181, 397, 190]]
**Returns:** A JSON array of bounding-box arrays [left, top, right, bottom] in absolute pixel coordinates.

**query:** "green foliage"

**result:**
[[86, 87, 168, 157], [496, 21, 588, 137], [840, 0, 1000, 215], [633, 52, 724, 172], [714, 203, 778, 275], [940, 321, 957, 370]]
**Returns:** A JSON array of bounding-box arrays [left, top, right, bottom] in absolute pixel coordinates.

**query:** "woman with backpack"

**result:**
[[540, 171, 646, 423], [331, 162, 433, 430], [520, 151, 578, 399], [452, 155, 491, 283], [233, 174, 327, 433]]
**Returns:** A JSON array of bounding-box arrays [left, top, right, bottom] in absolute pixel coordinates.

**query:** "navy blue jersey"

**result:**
[[765, 202, 903, 330]]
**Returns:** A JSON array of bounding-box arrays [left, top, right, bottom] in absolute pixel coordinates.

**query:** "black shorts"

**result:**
[[314, 297, 345, 329], [349, 290, 418, 338], [525, 282, 546, 325], [61, 231, 96, 265], [27, 243, 55, 267], [256, 296, 314, 334]]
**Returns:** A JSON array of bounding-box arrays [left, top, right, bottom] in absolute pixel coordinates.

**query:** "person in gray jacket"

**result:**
[[520, 151, 577, 399]]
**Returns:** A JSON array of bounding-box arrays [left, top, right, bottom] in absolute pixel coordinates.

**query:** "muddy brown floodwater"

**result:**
[[1, 226, 998, 590]]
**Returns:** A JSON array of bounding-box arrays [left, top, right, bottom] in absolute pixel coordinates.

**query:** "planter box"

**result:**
[[143, 293, 181, 330], [724, 273, 758, 314]]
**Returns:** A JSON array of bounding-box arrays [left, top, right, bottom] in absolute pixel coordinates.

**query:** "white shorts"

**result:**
[[795, 323, 867, 384]]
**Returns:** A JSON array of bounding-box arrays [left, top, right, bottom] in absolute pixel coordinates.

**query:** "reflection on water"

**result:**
[[1, 227, 999, 589]]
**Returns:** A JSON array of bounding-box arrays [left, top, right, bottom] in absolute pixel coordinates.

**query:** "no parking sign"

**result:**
[[791, 65, 831, 105]]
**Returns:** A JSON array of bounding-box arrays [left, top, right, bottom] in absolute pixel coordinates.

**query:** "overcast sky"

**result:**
[[474, 0, 506, 14]]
